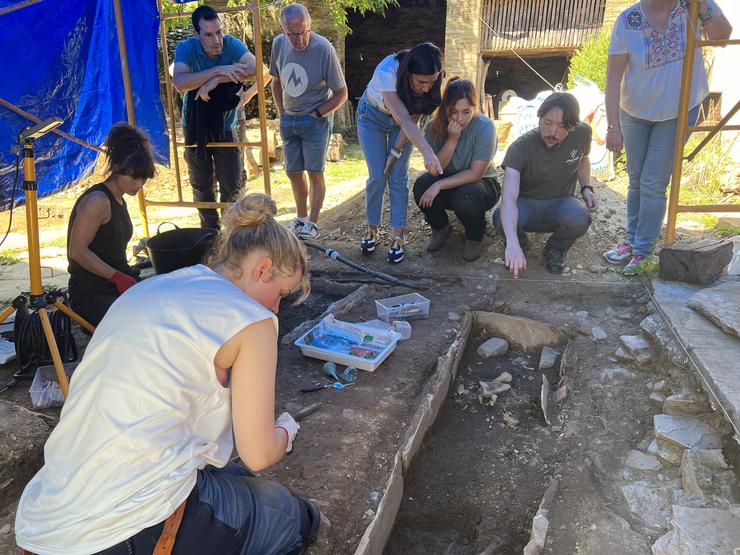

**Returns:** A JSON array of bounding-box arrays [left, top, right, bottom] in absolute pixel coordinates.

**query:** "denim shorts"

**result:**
[[280, 113, 332, 173]]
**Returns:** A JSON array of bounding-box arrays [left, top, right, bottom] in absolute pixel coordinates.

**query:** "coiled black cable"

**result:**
[[14, 294, 78, 376]]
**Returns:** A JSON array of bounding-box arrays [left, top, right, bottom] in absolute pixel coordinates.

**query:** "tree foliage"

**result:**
[[160, 0, 397, 33], [567, 25, 612, 92]]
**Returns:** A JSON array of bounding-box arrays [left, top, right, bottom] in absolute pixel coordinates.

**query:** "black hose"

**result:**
[[302, 241, 430, 289]]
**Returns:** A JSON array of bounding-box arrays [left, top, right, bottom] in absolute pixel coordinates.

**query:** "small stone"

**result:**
[[493, 371, 512, 383], [0, 524, 10, 535], [600, 366, 636, 382], [538, 346, 558, 370], [456, 384, 467, 396], [447, 311, 461, 322], [591, 326, 608, 340], [651, 379, 670, 394], [663, 392, 710, 416], [625, 450, 662, 471], [503, 413, 520, 427], [478, 389, 498, 407], [479, 380, 511, 395], [494, 257, 504, 265], [364, 509, 375, 519], [576, 264, 583, 269], [654, 414, 721, 451], [589, 265, 607, 274], [575, 310, 589, 322], [477, 337, 508, 358], [619, 335, 653, 364], [614, 345, 635, 363], [650, 392, 667, 407], [648, 438, 685, 466]]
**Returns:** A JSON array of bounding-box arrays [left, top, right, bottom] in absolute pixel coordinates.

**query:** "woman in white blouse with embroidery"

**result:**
[[602, 0, 731, 275]]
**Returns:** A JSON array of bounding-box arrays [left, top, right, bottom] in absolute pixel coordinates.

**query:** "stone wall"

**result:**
[[345, 0, 447, 107]]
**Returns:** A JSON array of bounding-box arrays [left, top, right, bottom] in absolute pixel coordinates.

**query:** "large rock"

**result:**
[[619, 335, 653, 365], [652, 505, 740, 555], [621, 478, 679, 531], [658, 238, 733, 285], [663, 392, 710, 417], [654, 414, 722, 451], [687, 281, 740, 338], [476, 337, 508, 358], [473, 312, 570, 354]]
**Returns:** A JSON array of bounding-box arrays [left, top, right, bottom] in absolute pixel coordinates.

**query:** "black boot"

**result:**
[[544, 240, 567, 274]]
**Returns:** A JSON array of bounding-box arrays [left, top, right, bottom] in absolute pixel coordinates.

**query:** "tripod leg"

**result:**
[[37, 307, 70, 399], [53, 300, 96, 334], [0, 304, 14, 324]]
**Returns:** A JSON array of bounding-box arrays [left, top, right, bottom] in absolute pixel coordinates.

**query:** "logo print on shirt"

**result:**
[[282, 63, 308, 97]]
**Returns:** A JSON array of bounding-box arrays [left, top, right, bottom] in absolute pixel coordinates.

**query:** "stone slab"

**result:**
[[658, 238, 733, 285], [663, 505, 740, 555], [619, 334, 653, 365], [652, 278, 740, 435], [654, 414, 722, 451], [621, 478, 679, 531], [688, 281, 740, 339], [473, 312, 570, 354], [477, 337, 508, 358], [538, 346, 558, 370], [625, 449, 663, 472]]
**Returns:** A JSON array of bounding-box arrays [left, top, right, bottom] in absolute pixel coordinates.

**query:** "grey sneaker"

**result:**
[[290, 217, 305, 236], [297, 220, 320, 240], [426, 224, 451, 252], [463, 239, 482, 262]]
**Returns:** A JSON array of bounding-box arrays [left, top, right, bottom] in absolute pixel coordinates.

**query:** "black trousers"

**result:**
[[492, 196, 592, 251], [413, 172, 499, 241], [183, 130, 244, 229]]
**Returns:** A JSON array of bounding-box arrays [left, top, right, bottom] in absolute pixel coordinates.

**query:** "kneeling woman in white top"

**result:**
[[16, 194, 319, 554]]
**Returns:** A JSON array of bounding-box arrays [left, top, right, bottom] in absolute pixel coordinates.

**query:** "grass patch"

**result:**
[[715, 223, 740, 237]]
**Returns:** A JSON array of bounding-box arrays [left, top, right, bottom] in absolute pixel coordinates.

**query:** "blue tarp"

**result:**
[[0, 0, 169, 210]]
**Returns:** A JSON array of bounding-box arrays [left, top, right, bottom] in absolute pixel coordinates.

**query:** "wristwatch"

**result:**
[[389, 147, 402, 159], [312, 108, 324, 119], [581, 185, 594, 195]]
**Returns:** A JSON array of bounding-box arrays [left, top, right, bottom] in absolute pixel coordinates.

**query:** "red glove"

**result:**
[[109, 271, 137, 294]]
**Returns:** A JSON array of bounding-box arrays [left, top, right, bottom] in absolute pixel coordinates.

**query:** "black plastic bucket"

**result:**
[[146, 223, 218, 275]]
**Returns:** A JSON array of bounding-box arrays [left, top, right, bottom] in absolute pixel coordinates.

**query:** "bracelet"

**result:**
[[606, 125, 621, 132], [389, 147, 402, 159], [581, 185, 594, 195]]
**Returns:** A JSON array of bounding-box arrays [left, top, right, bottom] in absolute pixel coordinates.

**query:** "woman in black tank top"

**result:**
[[67, 124, 155, 327]]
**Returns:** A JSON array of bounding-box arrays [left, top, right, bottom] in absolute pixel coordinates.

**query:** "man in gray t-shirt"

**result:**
[[493, 93, 599, 275], [269, 3, 347, 240]]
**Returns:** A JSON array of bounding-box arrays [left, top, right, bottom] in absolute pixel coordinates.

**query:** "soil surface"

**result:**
[[386, 279, 658, 554]]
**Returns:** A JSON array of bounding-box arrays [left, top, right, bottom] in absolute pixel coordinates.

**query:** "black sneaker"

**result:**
[[544, 240, 567, 274], [360, 227, 379, 254], [387, 236, 405, 263], [463, 239, 482, 262], [426, 224, 451, 252]]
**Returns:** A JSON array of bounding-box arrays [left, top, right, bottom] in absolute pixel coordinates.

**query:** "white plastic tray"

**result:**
[[294, 315, 400, 372]]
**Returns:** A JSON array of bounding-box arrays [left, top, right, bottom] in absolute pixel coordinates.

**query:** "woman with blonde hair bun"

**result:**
[[17, 193, 320, 554]]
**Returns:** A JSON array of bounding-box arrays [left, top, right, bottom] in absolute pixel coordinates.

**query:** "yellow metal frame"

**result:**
[[0, 141, 96, 400], [665, 0, 740, 245], [139, 1, 273, 238]]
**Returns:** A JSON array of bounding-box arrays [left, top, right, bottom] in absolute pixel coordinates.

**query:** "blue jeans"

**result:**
[[621, 106, 699, 256], [357, 93, 414, 228], [279, 113, 332, 173]]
